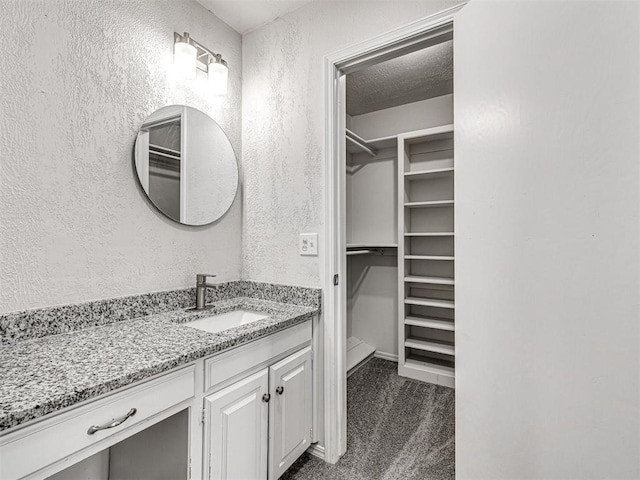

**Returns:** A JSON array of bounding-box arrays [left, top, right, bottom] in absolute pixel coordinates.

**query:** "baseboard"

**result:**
[[374, 351, 398, 362], [307, 443, 325, 460]]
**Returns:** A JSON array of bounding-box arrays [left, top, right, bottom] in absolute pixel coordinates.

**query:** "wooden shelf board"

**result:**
[[367, 135, 397, 150], [405, 297, 455, 309], [404, 356, 455, 377], [404, 232, 454, 237], [402, 124, 454, 144], [346, 336, 376, 373], [405, 167, 454, 180], [404, 276, 454, 286], [347, 243, 397, 249], [405, 315, 455, 331], [405, 255, 455, 261], [404, 200, 454, 208], [405, 337, 455, 356]]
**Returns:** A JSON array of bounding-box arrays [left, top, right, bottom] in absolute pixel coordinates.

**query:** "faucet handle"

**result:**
[[196, 273, 217, 284]]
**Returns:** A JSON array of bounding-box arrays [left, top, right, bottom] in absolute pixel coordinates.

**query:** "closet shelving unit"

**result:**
[[397, 124, 455, 388]]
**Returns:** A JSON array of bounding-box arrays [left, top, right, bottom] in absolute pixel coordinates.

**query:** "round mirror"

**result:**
[[134, 105, 238, 226]]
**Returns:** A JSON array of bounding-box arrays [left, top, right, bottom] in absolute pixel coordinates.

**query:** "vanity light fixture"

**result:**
[[208, 54, 229, 96], [174, 32, 197, 79], [174, 32, 229, 95]]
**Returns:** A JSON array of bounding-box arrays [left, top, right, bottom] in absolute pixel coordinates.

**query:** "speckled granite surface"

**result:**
[[0, 293, 319, 432], [234, 281, 321, 309], [281, 358, 455, 480], [0, 281, 320, 344]]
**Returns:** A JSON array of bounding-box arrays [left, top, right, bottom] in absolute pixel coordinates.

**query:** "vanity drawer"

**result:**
[[205, 320, 312, 391], [0, 365, 195, 480]]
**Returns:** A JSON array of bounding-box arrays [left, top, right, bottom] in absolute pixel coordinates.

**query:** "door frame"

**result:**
[[321, 2, 467, 464]]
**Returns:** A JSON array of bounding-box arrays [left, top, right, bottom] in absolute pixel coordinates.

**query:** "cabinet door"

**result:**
[[205, 369, 269, 480], [268, 346, 313, 480]]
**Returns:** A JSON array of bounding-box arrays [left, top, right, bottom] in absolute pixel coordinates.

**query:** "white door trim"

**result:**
[[321, 2, 468, 464]]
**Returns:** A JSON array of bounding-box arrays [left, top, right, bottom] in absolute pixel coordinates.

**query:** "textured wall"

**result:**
[[0, 0, 242, 313], [241, 1, 462, 287]]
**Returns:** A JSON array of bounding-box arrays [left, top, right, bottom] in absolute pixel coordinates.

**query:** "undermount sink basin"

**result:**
[[184, 310, 269, 334]]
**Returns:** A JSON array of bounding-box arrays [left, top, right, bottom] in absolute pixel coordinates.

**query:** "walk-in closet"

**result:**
[[344, 35, 455, 388]]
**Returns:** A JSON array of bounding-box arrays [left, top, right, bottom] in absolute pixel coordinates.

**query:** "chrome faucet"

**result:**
[[195, 274, 217, 310]]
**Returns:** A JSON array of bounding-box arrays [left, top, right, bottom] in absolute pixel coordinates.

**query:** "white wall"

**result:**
[[346, 145, 397, 358], [348, 254, 398, 358], [350, 94, 453, 140], [0, 0, 242, 313], [455, 1, 640, 478], [241, 0, 464, 286]]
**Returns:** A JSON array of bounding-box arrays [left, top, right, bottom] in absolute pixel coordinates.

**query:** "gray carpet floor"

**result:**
[[281, 358, 455, 480]]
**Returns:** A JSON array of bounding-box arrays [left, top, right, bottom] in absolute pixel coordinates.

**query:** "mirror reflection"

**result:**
[[134, 105, 238, 226]]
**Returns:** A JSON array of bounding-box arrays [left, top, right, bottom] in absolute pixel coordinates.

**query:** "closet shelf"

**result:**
[[405, 337, 455, 356], [347, 243, 397, 249], [404, 167, 454, 180], [405, 315, 455, 331], [405, 255, 454, 261], [404, 200, 454, 208], [405, 297, 455, 309], [403, 124, 454, 143], [404, 276, 454, 286], [367, 135, 397, 150], [346, 336, 375, 374], [346, 128, 377, 156], [347, 246, 396, 256], [404, 232, 454, 237], [404, 356, 455, 377]]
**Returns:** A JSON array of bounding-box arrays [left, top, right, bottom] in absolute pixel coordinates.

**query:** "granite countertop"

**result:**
[[0, 296, 317, 433]]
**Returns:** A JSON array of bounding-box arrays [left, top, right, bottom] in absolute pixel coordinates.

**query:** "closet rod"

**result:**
[[346, 248, 386, 256], [149, 144, 181, 156], [346, 128, 378, 157], [149, 149, 181, 161]]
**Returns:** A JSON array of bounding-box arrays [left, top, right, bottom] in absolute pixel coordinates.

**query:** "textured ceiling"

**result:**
[[196, 0, 312, 34], [347, 40, 453, 116]]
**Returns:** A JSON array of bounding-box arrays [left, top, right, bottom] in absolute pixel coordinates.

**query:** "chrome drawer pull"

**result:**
[[87, 408, 137, 435]]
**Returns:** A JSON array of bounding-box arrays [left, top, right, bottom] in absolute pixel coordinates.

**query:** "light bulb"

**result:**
[[208, 58, 228, 95], [174, 40, 197, 79]]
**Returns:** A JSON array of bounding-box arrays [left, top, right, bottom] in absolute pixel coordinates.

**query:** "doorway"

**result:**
[[321, 3, 466, 465]]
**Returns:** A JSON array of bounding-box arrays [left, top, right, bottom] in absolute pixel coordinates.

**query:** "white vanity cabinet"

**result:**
[[268, 347, 313, 480], [0, 366, 195, 480], [0, 319, 315, 480], [205, 369, 269, 480], [203, 323, 313, 480]]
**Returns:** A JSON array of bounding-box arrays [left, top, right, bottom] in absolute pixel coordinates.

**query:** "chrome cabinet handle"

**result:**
[[276, 386, 284, 395], [262, 394, 271, 403], [87, 408, 137, 435]]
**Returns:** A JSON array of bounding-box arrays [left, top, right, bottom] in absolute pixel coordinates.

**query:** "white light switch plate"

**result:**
[[299, 233, 318, 256]]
